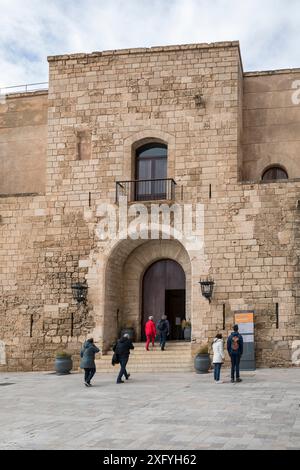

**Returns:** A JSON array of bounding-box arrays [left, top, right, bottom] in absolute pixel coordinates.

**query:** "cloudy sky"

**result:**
[[1, 0, 300, 88]]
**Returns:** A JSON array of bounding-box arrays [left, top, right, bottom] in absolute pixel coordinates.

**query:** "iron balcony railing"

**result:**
[[116, 178, 177, 203]]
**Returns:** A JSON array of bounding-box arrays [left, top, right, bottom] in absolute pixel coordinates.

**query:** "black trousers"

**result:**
[[117, 357, 129, 382], [160, 332, 167, 350], [84, 368, 96, 384]]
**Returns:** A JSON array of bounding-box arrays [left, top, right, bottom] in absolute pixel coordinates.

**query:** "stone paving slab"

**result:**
[[0, 368, 300, 450]]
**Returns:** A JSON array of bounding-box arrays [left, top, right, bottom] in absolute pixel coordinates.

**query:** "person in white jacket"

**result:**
[[212, 334, 225, 383]]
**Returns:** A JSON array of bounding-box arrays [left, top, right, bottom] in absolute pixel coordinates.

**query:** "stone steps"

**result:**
[[99, 355, 192, 360], [95, 341, 193, 373], [132, 341, 190, 346]]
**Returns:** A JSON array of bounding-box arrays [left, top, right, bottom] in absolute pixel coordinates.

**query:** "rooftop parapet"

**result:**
[[47, 40, 241, 62]]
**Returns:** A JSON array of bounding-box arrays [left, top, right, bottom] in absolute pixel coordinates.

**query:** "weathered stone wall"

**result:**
[[205, 179, 300, 367], [44, 41, 242, 357], [1, 41, 300, 371], [243, 70, 300, 181], [0, 193, 96, 371], [0, 92, 48, 195]]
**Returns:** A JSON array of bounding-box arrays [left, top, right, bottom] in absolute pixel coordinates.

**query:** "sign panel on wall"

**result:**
[[234, 311, 255, 371]]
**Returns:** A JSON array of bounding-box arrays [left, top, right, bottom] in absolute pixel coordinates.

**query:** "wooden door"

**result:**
[[141, 259, 185, 340]]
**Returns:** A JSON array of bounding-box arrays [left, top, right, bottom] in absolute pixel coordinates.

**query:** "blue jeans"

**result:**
[[213, 363, 222, 381], [230, 354, 241, 380], [117, 357, 129, 382], [84, 368, 96, 384]]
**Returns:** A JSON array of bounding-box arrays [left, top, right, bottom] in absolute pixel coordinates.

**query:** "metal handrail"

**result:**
[[0, 82, 48, 95], [117, 178, 177, 185], [116, 178, 177, 203]]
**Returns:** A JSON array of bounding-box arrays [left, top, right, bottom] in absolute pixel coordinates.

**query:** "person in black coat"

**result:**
[[157, 315, 170, 351], [113, 333, 134, 384]]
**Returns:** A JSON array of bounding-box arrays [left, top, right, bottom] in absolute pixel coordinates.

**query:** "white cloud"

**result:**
[[1, 0, 300, 87]]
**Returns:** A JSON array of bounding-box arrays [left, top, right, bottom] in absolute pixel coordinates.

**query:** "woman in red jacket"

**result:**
[[145, 316, 156, 351]]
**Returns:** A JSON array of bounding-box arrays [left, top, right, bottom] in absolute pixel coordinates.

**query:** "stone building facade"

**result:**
[[1, 41, 300, 371]]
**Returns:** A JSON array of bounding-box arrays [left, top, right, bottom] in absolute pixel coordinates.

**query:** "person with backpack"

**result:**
[[212, 333, 225, 383], [157, 315, 170, 351], [113, 333, 134, 384], [227, 325, 244, 383], [80, 338, 100, 387], [145, 316, 157, 351]]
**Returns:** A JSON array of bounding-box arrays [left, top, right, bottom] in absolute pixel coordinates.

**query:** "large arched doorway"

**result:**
[[99, 238, 192, 350], [141, 259, 186, 340]]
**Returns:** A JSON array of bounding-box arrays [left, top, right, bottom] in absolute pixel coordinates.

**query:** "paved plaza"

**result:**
[[0, 368, 300, 450]]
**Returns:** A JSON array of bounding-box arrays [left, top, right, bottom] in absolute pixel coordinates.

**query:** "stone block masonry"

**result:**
[[1, 41, 300, 371]]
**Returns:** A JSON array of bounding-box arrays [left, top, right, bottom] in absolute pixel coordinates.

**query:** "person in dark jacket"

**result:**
[[227, 325, 243, 383], [157, 315, 170, 351], [113, 333, 134, 384], [80, 338, 100, 387]]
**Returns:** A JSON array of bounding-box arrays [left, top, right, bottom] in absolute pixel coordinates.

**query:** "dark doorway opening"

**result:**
[[165, 289, 186, 340], [141, 259, 186, 341]]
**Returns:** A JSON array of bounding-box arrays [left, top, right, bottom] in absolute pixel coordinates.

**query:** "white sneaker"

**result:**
[[216, 380, 223, 384]]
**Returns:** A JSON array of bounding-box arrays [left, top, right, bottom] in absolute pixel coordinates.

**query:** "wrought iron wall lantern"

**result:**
[[71, 282, 88, 304], [199, 279, 214, 303]]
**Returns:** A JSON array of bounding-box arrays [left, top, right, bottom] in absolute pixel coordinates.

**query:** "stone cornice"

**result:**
[[47, 41, 241, 62]]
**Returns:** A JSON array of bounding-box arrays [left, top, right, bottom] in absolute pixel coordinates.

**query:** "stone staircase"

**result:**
[[95, 341, 193, 373]]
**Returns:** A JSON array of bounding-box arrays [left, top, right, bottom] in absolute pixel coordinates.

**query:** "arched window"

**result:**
[[262, 166, 288, 181], [135, 143, 168, 200]]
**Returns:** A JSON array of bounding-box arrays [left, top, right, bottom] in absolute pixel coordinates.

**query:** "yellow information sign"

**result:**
[[234, 313, 254, 324]]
